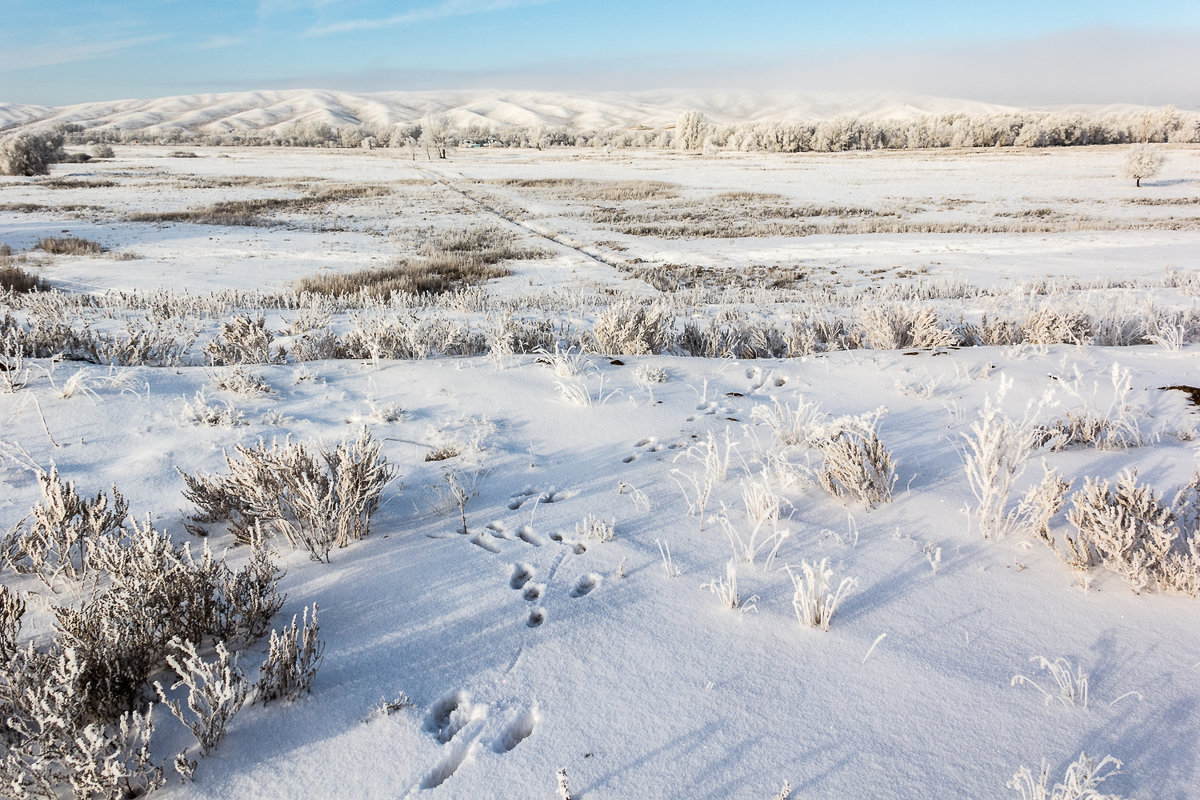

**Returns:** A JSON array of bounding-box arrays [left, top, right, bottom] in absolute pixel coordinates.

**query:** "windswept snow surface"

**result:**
[[1, 144, 1199, 799]]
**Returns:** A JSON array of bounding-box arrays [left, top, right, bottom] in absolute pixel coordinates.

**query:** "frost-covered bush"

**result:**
[[179, 391, 245, 427], [787, 558, 855, 631], [592, 300, 673, 355], [752, 396, 827, 448], [1065, 470, 1200, 594], [961, 379, 1035, 538], [156, 639, 249, 755], [256, 604, 324, 704], [0, 516, 281, 797], [817, 426, 895, 507], [575, 513, 615, 543], [1007, 752, 1127, 800], [204, 314, 284, 365], [344, 309, 485, 360], [0, 131, 63, 176], [859, 305, 956, 350], [179, 429, 396, 560], [56, 521, 283, 718], [0, 645, 164, 800], [2, 467, 128, 584]]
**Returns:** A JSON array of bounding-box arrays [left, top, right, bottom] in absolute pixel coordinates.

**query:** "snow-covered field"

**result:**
[[2, 145, 1199, 799]]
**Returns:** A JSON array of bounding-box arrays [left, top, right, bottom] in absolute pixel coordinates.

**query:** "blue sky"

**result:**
[[2, 0, 1199, 106]]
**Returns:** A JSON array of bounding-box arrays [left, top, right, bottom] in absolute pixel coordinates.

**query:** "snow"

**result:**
[[1, 144, 1199, 799], [0, 89, 1029, 136]]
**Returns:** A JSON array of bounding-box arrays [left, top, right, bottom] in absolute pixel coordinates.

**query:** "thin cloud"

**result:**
[[307, 0, 555, 37], [193, 35, 249, 50], [0, 34, 168, 72]]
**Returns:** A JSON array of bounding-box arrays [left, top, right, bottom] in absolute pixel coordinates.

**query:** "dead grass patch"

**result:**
[[296, 225, 547, 298], [35, 236, 103, 255], [128, 184, 393, 227], [40, 179, 119, 190], [0, 261, 49, 293]]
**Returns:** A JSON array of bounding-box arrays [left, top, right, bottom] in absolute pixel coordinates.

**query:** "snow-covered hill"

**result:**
[[0, 88, 1028, 135]]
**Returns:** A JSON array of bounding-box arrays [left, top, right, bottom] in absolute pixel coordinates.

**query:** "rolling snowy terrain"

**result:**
[[0, 88, 1116, 137]]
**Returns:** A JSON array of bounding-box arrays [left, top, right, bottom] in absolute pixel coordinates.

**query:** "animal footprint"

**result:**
[[571, 574, 600, 598], [426, 692, 485, 744], [517, 525, 546, 547], [510, 563, 534, 590], [548, 531, 587, 555], [686, 400, 727, 422], [469, 532, 501, 553], [523, 583, 544, 602], [624, 436, 664, 464], [507, 485, 565, 511], [494, 707, 541, 754], [421, 742, 476, 790], [527, 608, 546, 628], [485, 521, 514, 540]]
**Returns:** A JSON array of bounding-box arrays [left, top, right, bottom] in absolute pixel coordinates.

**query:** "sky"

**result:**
[[2, 0, 1199, 107]]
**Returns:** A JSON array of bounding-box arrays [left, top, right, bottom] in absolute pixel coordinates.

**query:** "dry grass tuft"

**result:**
[[35, 236, 103, 255]]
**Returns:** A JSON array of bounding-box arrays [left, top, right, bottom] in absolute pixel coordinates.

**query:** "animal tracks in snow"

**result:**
[[506, 485, 567, 511], [495, 706, 540, 753], [622, 435, 684, 464], [571, 573, 600, 598], [416, 692, 540, 791]]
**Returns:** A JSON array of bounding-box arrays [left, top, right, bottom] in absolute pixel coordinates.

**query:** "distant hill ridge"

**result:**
[[1, 88, 1170, 136]]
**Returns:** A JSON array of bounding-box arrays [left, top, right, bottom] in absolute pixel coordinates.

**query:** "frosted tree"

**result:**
[[1122, 144, 1163, 187], [675, 110, 708, 151], [0, 131, 64, 176], [421, 113, 454, 160]]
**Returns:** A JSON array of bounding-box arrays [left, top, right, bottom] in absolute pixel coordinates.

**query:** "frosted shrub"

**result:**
[[1024, 308, 1092, 346], [859, 305, 955, 350], [290, 328, 344, 361], [1035, 365, 1144, 451], [1018, 464, 1072, 546], [1066, 470, 1198, 593], [0, 644, 164, 800], [345, 309, 484, 361], [57, 521, 283, 718], [592, 299, 673, 355], [2, 467, 128, 584], [1, 327, 28, 391], [156, 639, 249, 755], [0, 584, 25, 659], [0, 131, 62, 176], [537, 344, 590, 378], [576, 513, 615, 543], [179, 391, 245, 427], [961, 379, 1035, 538], [179, 429, 396, 560], [204, 314, 284, 365], [788, 558, 855, 631], [215, 367, 274, 396], [634, 363, 668, 384], [671, 430, 738, 531], [256, 604, 324, 704], [1007, 752, 1126, 800], [752, 396, 826, 448], [703, 559, 758, 612], [720, 478, 789, 567], [817, 426, 895, 508]]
